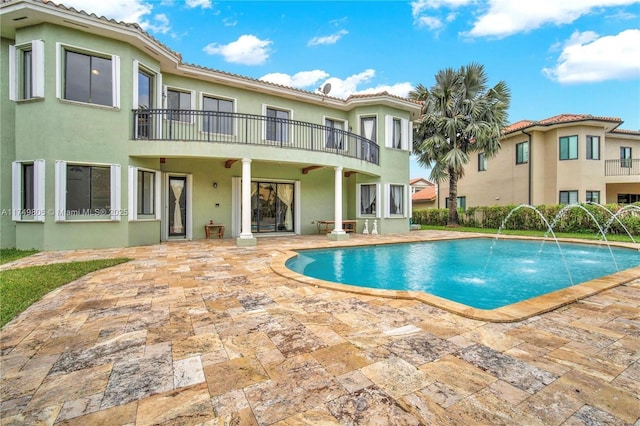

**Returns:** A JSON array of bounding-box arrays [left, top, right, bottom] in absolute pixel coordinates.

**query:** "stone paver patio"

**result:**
[[1, 231, 639, 425]]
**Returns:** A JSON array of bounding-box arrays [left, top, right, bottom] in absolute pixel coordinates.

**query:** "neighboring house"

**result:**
[[0, 0, 422, 250], [437, 114, 640, 209], [410, 178, 437, 211]]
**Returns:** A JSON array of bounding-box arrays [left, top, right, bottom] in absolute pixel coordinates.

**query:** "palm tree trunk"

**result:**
[[448, 169, 460, 226]]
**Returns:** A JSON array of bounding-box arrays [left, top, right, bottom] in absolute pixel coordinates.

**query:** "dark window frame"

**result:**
[[478, 152, 487, 171], [559, 190, 579, 205], [585, 190, 600, 204], [516, 141, 528, 165], [559, 135, 579, 160], [586, 135, 600, 160], [137, 169, 155, 215], [64, 50, 113, 106], [65, 164, 111, 214]]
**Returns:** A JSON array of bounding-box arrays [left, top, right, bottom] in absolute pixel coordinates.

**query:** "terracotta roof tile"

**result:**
[[412, 186, 436, 202], [504, 113, 624, 135]]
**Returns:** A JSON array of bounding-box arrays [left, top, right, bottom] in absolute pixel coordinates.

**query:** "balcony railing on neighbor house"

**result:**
[[132, 109, 380, 165], [605, 159, 640, 176]]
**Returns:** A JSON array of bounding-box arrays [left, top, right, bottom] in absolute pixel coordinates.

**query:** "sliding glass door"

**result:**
[[251, 181, 294, 233]]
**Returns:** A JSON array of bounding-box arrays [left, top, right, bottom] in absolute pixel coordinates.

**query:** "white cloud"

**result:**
[[223, 17, 238, 27], [185, 0, 212, 8], [141, 13, 170, 34], [417, 16, 444, 30], [54, 0, 152, 24], [308, 30, 349, 46], [543, 29, 640, 83], [260, 70, 329, 88], [203, 35, 272, 66], [260, 69, 412, 99], [411, 0, 473, 17], [467, 0, 640, 38]]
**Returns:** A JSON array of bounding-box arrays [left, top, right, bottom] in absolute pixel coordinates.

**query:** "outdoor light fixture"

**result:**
[[213, 182, 218, 188]]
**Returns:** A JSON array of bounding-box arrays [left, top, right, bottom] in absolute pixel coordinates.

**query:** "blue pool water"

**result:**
[[285, 239, 640, 309]]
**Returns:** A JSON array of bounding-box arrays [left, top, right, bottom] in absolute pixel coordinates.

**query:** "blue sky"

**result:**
[[60, 0, 640, 178]]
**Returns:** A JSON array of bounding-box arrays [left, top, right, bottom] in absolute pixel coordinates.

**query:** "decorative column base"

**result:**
[[236, 235, 257, 246], [328, 231, 349, 241]]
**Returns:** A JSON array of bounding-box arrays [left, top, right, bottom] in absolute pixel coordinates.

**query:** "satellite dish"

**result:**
[[321, 83, 332, 95]]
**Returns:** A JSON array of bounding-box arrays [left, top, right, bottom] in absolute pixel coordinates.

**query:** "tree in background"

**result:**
[[410, 63, 510, 226]]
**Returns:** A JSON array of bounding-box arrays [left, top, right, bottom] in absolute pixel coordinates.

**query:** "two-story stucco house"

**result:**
[[437, 114, 640, 209], [0, 0, 422, 250]]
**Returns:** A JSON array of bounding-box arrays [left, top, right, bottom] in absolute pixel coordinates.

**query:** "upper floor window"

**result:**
[[358, 183, 378, 216], [620, 146, 632, 168], [166, 88, 192, 122], [586, 136, 600, 160], [57, 43, 120, 108], [325, 118, 346, 149], [516, 141, 528, 164], [137, 69, 154, 110], [559, 190, 578, 205], [11, 160, 45, 222], [478, 153, 487, 171], [384, 116, 408, 150], [361, 116, 377, 142], [265, 107, 290, 143], [202, 96, 234, 135], [559, 135, 578, 160], [9, 40, 45, 100]]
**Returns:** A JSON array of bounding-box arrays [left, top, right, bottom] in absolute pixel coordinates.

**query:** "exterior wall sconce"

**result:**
[[213, 182, 218, 188]]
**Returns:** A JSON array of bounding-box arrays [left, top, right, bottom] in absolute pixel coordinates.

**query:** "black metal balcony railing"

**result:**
[[605, 159, 640, 176], [132, 109, 379, 165]]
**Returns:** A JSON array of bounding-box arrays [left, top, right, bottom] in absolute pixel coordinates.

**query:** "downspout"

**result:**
[[522, 130, 532, 205]]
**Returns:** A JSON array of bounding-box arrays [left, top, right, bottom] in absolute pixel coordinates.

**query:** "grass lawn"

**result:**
[[1, 248, 39, 265], [0, 257, 130, 328], [419, 225, 638, 243]]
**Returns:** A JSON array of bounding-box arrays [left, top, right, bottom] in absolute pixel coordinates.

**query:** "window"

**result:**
[[445, 196, 466, 211], [586, 191, 600, 204], [133, 62, 156, 138], [388, 184, 405, 215], [9, 40, 45, 100], [358, 184, 378, 216], [559, 190, 579, 205], [618, 194, 640, 204], [559, 135, 578, 160], [325, 118, 346, 149], [64, 51, 113, 106], [586, 136, 600, 160], [360, 116, 378, 162], [202, 96, 234, 135], [620, 147, 632, 168], [166, 88, 192, 122], [516, 141, 528, 165], [478, 153, 487, 171], [384, 115, 409, 150], [11, 160, 45, 221], [128, 167, 159, 220], [55, 161, 121, 221], [266, 107, 290, 143]]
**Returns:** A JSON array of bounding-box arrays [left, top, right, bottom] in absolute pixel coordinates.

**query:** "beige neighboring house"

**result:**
[[410, 178, 437, 211], [437, 114, 640, 209]]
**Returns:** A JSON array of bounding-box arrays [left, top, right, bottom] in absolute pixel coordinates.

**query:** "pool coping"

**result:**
[[270, 234, 640, 323]]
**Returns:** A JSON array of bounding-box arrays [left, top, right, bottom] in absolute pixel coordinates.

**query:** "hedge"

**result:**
[[411, 203, 640, 236]]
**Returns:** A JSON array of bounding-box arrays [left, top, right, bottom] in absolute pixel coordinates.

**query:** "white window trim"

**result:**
[[356, 183, 381, 219], [162, 173, 193, 241], [384, 115, 409, 150], [262, 104, 293, 144], [55, 42, 120, 108], [132, 59, 160, 109], [200, 92, 237, 136], [55, 160, 121, 222], [384, 183, 408, 218], [322, 116, 348, 151], [11, 160, 45, 222], [128, 166, 161, 221], [9, 40, 45, 101], [163, 85, 196, 124]]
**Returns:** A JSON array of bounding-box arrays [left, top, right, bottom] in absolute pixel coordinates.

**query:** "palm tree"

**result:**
[[410, 63, 510, 226]]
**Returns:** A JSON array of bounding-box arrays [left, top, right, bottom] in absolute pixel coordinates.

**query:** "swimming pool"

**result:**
[[285, 238, 640, 311]]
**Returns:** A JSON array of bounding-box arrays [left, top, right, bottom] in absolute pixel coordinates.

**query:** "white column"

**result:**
[[331, 166, 345, 235], [240, 158, 254, 239]]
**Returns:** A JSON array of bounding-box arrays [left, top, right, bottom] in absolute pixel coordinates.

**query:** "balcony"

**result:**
[[132, 109, 379, 165], [605, 159, 639, 176]]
